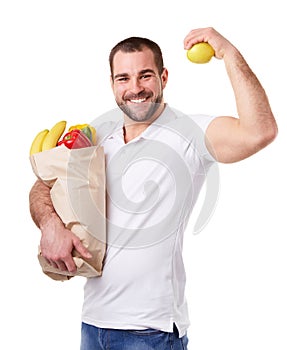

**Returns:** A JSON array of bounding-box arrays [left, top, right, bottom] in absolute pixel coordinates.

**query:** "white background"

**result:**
[[1, 0, 286, 349]]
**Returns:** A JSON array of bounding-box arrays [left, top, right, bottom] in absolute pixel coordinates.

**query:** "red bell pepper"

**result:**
[[68, 124, 96, 144], [57, 129, 93, 149]]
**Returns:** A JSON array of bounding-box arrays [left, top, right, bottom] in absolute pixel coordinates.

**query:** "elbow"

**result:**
[[255, 120, 278, 151], [263, 120, 278, 146]]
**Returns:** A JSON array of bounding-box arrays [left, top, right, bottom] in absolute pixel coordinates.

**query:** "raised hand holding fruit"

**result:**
[[186, 42, 215, 64]]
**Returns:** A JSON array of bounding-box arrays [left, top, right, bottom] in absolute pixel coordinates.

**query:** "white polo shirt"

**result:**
[[82, 105, 217, 337]]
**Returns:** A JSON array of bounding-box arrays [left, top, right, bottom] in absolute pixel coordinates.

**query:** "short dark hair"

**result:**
[[109, 37, 164, 79]]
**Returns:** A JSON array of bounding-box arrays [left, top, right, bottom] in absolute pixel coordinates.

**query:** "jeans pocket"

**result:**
[[180, 334, 189, 349]]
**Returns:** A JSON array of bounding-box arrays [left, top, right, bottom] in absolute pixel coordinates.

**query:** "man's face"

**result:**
[[111, 47, 168, 123]]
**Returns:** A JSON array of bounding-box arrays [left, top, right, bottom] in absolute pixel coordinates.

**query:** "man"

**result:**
[[29, 27, 277, 349]]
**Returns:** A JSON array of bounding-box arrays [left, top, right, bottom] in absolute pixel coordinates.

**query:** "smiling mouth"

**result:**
[[129, 98, 147, 104]]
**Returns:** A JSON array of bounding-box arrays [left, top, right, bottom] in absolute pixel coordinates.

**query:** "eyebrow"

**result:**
[[114, 69, 157, 80]]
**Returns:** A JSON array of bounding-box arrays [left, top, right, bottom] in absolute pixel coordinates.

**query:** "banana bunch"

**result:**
[[30, 120, 67, 155]]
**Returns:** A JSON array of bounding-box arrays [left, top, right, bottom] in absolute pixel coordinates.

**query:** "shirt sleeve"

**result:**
[[189, 114, 218, 163]]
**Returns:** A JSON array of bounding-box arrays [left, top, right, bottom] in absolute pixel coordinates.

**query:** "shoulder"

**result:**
[[90, 108, 123, 144], [160, 106, 218, 141], [188, 114, 218, 132]]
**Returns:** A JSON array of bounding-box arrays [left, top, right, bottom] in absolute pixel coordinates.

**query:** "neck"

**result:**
[[123, 103, 165, 143]]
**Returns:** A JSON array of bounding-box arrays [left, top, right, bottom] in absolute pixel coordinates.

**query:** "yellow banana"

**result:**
[[42, 120, 67, 151], [29, 129, 49, 155]]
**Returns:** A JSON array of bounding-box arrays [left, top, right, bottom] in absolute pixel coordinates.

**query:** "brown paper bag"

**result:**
[[30, 145, 106, 281]]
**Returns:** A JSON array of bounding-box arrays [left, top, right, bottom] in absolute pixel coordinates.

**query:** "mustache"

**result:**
[[124, 91, 151, 101]]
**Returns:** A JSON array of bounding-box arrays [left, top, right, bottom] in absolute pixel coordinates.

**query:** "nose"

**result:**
[[129, 77, 144, 94]]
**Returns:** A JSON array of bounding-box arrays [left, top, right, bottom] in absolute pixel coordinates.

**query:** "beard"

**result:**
[[116, 92, 163, 123]]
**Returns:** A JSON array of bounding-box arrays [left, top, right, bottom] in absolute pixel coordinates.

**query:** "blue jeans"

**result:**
[[80, 323, 188, 350]]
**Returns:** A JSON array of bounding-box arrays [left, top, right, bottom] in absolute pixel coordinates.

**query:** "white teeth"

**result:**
[[130, 98, 146, 103]]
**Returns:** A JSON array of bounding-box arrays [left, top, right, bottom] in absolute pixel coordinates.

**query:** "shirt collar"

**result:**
[[106, 104, 177, 143]]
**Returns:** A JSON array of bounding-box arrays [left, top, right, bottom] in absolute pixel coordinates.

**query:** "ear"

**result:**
[[161, 68, 168, 89]]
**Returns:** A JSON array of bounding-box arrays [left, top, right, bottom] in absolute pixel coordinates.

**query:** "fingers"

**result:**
[[184, 27, 215, 50], [73, 237, 93, 260], [184, 27, 232, 60], [42, 236, 92, 273], [44, 254, 77, 273], [40, 222, 93, 274]]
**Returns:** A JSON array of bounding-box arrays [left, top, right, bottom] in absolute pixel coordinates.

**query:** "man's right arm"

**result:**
[[29, 180, 92, 272]]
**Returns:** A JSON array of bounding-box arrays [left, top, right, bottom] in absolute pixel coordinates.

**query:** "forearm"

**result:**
[[29, 179, 91, 272], [29, 179, 62, 230]]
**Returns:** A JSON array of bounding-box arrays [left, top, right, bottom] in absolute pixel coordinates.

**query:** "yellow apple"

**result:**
[[186, 42, 215, 64]]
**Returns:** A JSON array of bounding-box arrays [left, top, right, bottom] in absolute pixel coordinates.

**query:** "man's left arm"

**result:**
[[184, 27, 278, 163]]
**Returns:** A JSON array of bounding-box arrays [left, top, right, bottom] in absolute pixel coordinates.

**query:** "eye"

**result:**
[[116, 77, 128, 82], [141, 74, 152, 80]]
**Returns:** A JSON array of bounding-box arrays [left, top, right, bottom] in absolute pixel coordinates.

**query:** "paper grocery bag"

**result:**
[[30, 145, 106, 281]]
